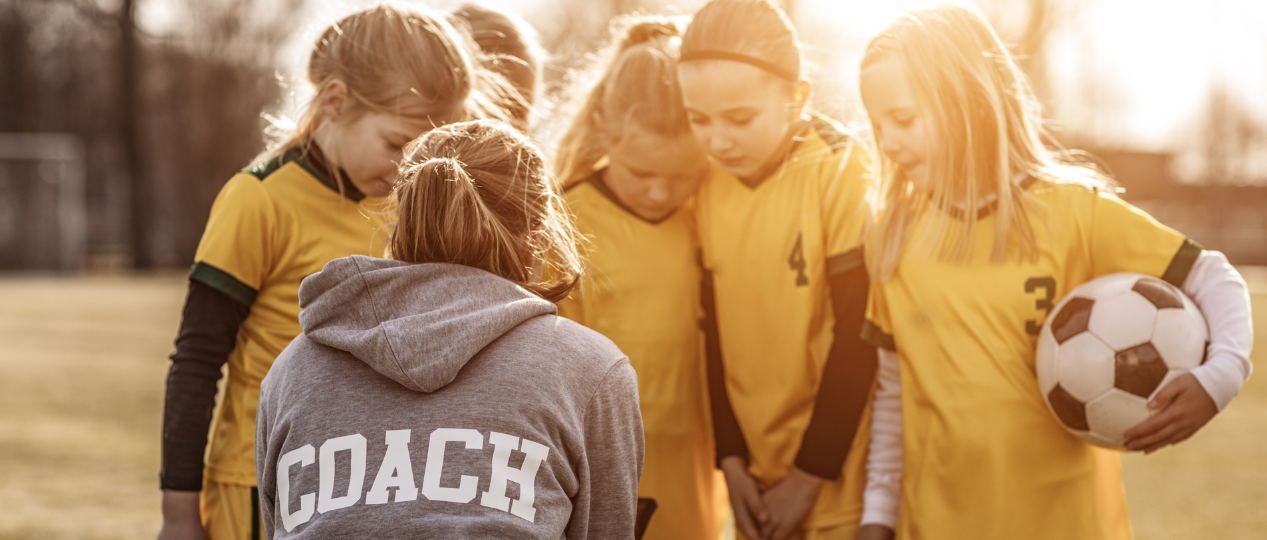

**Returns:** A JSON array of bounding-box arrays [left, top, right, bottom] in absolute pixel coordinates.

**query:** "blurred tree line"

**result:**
[[0, 0, 297, 270], [1, 0, 1263, 270]]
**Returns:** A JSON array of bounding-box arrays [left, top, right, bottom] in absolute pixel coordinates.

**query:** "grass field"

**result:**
[[0, 273, 1263, 539]]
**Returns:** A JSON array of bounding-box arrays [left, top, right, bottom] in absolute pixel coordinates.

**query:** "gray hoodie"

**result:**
[[256, 255, 643, 539]]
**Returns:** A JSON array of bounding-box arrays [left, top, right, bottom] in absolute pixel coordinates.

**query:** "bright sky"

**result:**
[[139, 0, 1267, 156], [1048, 0, 1267, 149], [799, 0, 1267, 152]]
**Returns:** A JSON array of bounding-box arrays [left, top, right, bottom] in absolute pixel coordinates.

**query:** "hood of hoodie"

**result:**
[[297, 255, 557, 393]]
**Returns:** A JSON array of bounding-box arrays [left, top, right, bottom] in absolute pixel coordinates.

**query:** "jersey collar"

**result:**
[[577, 167, 680, 225], [286, 146, 366, 203], [941, 173, 1038, 221], [735, 117, 812, 190]]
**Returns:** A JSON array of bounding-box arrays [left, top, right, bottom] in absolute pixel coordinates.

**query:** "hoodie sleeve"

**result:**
[[256, 374, 277, 539], [568, 359, 643, 540]]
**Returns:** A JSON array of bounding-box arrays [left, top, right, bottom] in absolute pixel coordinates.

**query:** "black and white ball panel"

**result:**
[[1035, 273, 1210, 449]]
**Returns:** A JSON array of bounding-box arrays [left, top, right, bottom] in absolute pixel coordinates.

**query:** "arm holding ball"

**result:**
[[1125, 250, 1254, 452]]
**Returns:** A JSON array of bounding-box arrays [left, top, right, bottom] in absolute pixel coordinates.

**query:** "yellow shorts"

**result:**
[[200, 480, 263, 540]]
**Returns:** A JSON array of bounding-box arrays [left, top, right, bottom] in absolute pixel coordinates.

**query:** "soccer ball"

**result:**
[[1035, 273, 1208, 449]]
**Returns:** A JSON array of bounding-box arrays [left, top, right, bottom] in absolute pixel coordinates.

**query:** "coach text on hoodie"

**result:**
[[255, 256, 644, 539]]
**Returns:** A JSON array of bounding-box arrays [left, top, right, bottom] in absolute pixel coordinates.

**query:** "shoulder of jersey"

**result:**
[[243, 152, 295, 182], [807, 113, 862, 154], [1028, 175, 1110, 203], [563, 173, 597, 195]]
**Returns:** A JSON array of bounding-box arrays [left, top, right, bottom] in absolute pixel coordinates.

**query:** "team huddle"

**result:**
[[155, 1, 1255, 540]]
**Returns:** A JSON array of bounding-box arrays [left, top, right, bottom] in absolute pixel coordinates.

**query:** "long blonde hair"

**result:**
[[390, 120, 583, 303], [864, 2, 1108, 282], [257, 2, 518, 188], [553, 15, 690, 188]]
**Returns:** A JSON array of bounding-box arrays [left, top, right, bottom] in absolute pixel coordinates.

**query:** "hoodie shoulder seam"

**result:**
[[352, 256, 414, 388], [580, 356, 633, 425]]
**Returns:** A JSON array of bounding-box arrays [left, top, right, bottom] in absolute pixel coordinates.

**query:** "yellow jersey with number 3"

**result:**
[[864, 179, 1201, 540], [696, 115, 874, 530], [557, 172, 727, 540]]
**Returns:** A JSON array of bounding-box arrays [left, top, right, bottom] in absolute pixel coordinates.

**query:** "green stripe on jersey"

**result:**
[[827, 247, 864, 276], [190, 262, 258, 306], [861, 320, 896, 351], [1161, 238, 1203, 287]]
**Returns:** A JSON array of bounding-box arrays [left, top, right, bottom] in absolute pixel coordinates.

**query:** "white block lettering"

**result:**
[[277, 444, 315, 532], [480, 431, 549, 522], [317, 434, 367, 513], [422, 428, 483, 503], [366, 429, 419, 504]]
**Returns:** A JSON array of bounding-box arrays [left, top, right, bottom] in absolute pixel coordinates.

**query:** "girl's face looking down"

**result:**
[[677, 60, 805, 182], [334, 112, 435, 198], [315, 80, 438, 198], [860, 55, 938, 192], [605, 122, 708, 222]]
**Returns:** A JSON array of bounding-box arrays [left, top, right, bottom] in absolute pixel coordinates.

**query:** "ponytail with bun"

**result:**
[[553, 15, 691, 188], [390, 120, 582, 302]]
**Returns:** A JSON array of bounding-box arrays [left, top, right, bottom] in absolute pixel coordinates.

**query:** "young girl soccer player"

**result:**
[[857, 5, 1254, 540], [156, 5, 518, 539], [553, 16, 726, 540], [255, 119, 642, 539], [676, 1, 880, 538]]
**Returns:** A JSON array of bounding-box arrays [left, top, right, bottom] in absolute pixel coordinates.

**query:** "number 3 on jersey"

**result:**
[[1025, 276, 1056, 335], [788, 232, 808, 287]]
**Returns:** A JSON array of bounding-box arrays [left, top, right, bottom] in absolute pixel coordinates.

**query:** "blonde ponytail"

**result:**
[[553, 15, 689, 188], [390, 120, 583, 302]]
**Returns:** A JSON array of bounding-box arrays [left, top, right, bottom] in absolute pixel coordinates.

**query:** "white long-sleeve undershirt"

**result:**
[[860, 347, 903, 528], [859, 250, 1255, 528]]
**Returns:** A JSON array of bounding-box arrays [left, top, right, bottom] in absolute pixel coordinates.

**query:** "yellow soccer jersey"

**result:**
[[864, 179, 1200, 540], [194, 151, 391, 486], [696, 115, 874, 530], [557, 172, 727, 540]]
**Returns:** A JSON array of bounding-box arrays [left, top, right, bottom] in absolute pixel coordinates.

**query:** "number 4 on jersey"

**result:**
[[788, 232, 809, 287]]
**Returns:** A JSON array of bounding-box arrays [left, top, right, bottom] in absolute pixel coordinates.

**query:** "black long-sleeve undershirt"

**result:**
[[794, 250, 878, 479], [700, 255, 750, 467], [703, 248, 879, 480], [160, 280, 250, 491]]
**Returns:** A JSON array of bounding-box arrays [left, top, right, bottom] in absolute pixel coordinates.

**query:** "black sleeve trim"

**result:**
[[827, 247, 864, 277], [861, 320, 896, 352], [251, 487, 261, 539], [190, 261, 258, 306], [160, 280, 251, 491], [794, 255, 878, 480], [1161, 238, 1204, 287], [635, 498, 658, 540], [699, 250, 750, 467]]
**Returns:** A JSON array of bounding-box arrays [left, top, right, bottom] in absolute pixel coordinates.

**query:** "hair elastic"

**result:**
[[422, 157, 466, 181], [678, 49, 798, 81]]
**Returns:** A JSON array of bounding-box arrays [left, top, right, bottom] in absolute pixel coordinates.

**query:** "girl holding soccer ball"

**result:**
[[856, 4, 1253, 540]]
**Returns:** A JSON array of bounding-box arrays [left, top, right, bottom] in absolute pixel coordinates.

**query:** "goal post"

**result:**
[[0, 133, 86, 270]]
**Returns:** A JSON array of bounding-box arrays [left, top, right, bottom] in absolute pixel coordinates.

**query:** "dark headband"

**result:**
[[679, 50, 798, 81]]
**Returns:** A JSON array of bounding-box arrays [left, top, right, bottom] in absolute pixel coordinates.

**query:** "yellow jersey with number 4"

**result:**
[[864, 178, 1200, 540], [696, 115, 874, 530]]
